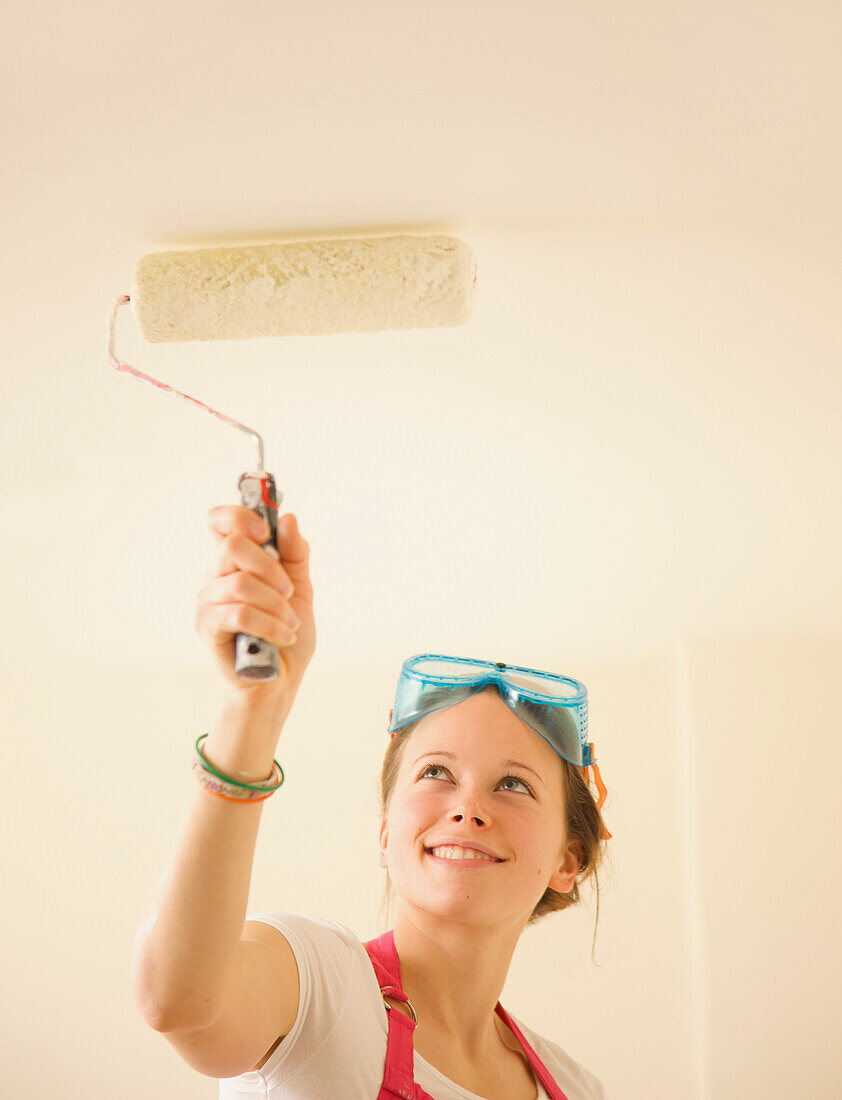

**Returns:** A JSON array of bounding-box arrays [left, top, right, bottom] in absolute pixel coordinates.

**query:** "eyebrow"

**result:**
[[412, 749, 546, 788]]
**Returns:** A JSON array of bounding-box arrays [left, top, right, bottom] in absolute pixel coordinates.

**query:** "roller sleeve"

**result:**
[[131, 235, 476, 342]]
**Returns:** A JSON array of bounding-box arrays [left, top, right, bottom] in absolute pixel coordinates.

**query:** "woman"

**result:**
[[132, 506, 610, 1099]]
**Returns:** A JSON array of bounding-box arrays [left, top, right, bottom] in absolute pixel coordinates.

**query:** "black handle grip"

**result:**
[[235, 471, 281, 681]]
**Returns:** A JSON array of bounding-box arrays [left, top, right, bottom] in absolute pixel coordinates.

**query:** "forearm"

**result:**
[[131, 692, 286, 1031]]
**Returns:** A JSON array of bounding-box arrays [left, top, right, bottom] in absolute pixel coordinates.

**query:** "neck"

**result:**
[[391, 907, 527, 1056]]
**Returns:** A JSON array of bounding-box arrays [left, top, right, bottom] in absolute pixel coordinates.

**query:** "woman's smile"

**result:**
[[425, 843, 505, 865]]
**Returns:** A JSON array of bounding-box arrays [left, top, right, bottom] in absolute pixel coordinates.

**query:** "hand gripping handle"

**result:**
[[235, 472, 281, 681]]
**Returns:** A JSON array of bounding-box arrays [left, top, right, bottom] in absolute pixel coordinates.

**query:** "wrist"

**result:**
[[221, 677, 293, 728], [207, 688, 291, 780], [193, 735, 284, 801]]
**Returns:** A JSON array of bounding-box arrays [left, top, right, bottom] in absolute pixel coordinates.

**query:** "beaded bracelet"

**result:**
[[193, 733, 284, 803]]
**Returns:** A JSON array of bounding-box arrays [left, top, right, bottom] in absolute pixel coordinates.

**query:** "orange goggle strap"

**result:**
[[582, 743, 612, 841], [387, 714, 612, 841]]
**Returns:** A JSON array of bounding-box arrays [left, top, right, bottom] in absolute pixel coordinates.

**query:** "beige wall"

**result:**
[[683, 638, 842, 1097]]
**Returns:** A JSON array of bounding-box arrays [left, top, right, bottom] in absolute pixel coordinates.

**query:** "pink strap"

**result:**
[[366, 930, 404, 992], [366, 931, 434, 1100], [381, 1008, 427, 1100], [495, 1003, 571, 1100], [364, 932, 570, 1100]]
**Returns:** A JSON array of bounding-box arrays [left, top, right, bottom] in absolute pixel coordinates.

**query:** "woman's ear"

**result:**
[[547, 840, 582, 894], [378, 817, 389, 870]]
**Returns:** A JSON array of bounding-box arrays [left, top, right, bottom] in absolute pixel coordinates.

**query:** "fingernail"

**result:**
[[287, 612, 301, 630], [251, 518, 268, 539]]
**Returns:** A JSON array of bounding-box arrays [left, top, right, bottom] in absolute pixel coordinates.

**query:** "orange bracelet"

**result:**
[[192, 734, 284, 802]]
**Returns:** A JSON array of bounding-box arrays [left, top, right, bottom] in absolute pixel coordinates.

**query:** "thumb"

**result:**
[[277, 513, 312, 598]]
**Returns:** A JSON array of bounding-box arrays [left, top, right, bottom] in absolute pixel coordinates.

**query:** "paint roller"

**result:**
[[107, 234, 477, 680]]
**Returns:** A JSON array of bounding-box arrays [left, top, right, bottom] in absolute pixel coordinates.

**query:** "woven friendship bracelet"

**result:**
[[193, 733, 285, 802], [191, 757, 278, 802]]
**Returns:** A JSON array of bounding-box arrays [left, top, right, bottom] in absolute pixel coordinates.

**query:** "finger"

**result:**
[[196, 601, 300, 649], [214, 533, 294, 596], [276, 514, 312, 599], [208, 505, 271, 544], [200, 572, 301, 632]]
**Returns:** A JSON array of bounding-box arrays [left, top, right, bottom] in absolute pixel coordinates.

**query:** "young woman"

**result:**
[[132, 506, 610, 1099]]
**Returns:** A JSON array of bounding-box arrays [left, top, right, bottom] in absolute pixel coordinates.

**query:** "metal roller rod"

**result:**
[[107, 295, 266, 471]]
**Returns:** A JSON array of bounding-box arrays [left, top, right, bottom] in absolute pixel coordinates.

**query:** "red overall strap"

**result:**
[[364, 931, 571, 1100], [365, 931, 435, 1100], [494, 1003, 571, 1100]]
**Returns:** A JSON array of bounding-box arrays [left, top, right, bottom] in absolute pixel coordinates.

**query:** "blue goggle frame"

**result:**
[[388, 654, 593, 769]]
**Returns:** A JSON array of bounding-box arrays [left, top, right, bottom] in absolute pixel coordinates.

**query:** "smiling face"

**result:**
[[379, 688, 582, 929]]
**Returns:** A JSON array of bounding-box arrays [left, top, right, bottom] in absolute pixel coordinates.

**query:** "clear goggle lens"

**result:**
[[390, 655, 589, 767]]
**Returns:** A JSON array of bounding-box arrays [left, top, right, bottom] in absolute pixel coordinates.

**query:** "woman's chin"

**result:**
[[401, 888, 519, 926]]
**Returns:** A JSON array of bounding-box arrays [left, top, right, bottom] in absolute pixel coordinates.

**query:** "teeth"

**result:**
[[429, 846, 497, 862]]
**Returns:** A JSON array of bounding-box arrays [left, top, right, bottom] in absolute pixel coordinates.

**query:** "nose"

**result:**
[[448, 787, 491, 828], [450, 810, 486, 826]]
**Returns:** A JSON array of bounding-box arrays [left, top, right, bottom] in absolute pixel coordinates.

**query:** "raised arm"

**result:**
[[130, 507, 315, 1077]]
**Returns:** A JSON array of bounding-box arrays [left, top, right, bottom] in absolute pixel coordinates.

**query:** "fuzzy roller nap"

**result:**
[[131, 235, 476, 342], [109, 232, 476, 681]]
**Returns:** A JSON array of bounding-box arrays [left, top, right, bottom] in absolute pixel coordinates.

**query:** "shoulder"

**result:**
[[244, 912, 369, 995], [245, 911, 361, 956], [242, 912, 385, 1025], [506, 1013, 607, 1100], [224, 914, 388, 1093]]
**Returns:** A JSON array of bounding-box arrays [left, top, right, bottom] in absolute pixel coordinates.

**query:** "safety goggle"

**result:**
[[388, 654, 609, 826]]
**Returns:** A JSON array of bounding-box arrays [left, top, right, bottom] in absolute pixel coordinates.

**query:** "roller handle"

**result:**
[[235, 471, 281, 681]]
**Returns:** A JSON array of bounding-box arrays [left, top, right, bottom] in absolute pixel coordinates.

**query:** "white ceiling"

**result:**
[[2, 1, 840, 676]]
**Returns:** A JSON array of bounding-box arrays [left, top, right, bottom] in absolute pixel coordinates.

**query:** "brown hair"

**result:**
[[379, 689, 609, 950]]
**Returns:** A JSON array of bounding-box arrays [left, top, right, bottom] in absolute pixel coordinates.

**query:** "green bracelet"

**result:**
[[194, 734, 285, 792]]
